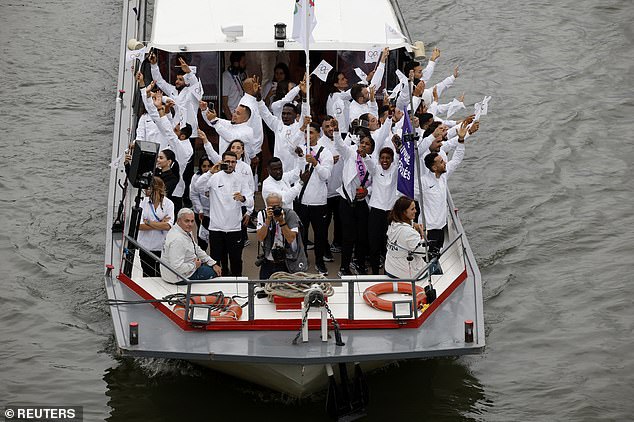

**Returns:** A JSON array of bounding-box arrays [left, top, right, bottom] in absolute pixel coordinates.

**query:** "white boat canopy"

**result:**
[[149, 0, 412, 52]]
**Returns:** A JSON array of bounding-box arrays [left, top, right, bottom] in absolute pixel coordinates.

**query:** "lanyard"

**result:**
[[149, 201, 161, 221]]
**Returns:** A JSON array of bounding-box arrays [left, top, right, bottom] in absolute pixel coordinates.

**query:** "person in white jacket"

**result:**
[[420, 120, 470, 259], [148, 53, 203, 137], [384, 196, 426, 279], [161, 208, 222, 284], [293, 119, 334, 275], [332, 119, 375, 275], [200, 102, 255, 162], [197, 151, 254, 276], [365, 147, 399, 275]]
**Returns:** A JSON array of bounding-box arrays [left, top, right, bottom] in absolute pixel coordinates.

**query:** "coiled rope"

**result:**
[[264, 272, 334, 300]]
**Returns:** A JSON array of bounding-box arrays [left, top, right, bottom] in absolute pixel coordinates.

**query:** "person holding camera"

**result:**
[[197, 151, 254, 276], [255, 192, 307, 280]]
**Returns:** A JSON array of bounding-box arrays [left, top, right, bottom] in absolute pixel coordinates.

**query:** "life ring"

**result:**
[[363, 282, 426, 312], [173, 294, 243, 322]]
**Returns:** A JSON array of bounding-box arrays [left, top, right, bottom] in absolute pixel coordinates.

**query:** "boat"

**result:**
[[105, 0, 485, 416]]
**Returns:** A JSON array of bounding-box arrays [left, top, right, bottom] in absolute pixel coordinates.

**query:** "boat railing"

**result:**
[[122, 232, 466, 325]]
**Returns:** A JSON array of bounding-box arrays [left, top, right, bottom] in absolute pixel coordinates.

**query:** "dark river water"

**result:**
[[1, 0, 633, 420]]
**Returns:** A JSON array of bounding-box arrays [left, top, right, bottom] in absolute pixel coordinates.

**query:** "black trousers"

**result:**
[[194, 214, 209, 252], [339, 199, 369, 271], [209, 230, 243, 276], [427, 226, 446, 258], [169, 196, 183, 217], [325, 196, 342, 247], [259, 259, 289, 280], [368, 207, 389, 274], [139, 250, 161, 277], [296, 203, 328, 265]]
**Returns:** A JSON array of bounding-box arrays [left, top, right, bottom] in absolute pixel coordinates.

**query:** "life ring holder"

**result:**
[[173, 294, 243, 322], [363, 282, 426, 312]]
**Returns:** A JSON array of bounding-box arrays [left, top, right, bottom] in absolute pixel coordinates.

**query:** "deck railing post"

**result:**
[[348, 279, 354, 320]]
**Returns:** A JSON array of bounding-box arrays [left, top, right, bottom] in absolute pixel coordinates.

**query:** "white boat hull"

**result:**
[[192, 360, 387, 397]]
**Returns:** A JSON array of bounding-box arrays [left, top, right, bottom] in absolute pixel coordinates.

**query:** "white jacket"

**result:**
[[384, 222, 426, 279], [161, 224, 216, 284]]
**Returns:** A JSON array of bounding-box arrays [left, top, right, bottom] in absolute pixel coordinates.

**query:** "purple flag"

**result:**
[[397, 108, 415, 199]]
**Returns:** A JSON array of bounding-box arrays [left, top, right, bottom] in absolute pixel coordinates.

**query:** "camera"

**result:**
[[254, 254, 265, 267], [271, 246, 285, 262], [137, 171, 153, 189], [272, 206, 283, 217], [220, 163, 228, 170]]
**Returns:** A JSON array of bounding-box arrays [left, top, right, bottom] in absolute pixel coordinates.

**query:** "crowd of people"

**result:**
[[125, 47, 481, 283]]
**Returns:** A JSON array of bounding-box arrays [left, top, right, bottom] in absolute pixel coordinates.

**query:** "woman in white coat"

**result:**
[[384, 196, 426, 279], [138, 177, 174, 277]]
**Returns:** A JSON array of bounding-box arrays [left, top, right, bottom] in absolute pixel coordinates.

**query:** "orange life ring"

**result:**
[[172, 294, 243, 322], [363, 282, 426, 312]]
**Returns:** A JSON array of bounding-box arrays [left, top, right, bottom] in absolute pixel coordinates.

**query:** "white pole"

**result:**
[[303, 0, 311, 155]]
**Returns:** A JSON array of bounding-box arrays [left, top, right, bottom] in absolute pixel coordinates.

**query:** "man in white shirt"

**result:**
[[403, 47, 441, 85], [421, 121, 470, 261], [221, 51, 246, 119], [202, 151, 254, 276], [161, 208, 222, 284], [239, 77, 264, 169], [148, 53, 203, 137], [294, 120, 334, 275], [332, 119, 375, 275], [325, 48, 388, 136], [318, 117, 343, 257], [200, 102, 255, 161], [261, 157, 302, 209], [349, 83, 378, 123]]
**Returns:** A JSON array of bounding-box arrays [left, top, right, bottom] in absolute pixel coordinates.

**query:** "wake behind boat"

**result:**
[[105, 0, 485, 417]]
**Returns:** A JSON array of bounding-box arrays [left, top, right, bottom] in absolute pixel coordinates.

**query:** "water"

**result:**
[[1, 0, 633, 420]]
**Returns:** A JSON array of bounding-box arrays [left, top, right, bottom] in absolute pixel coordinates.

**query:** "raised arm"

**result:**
[[271, 84, 300, 116], [148, 52, 177, 98], [197, 128, 221, 164], [257, 100, 282, 132], [446, 121, 469, 177], [421, 47, 441, 83]]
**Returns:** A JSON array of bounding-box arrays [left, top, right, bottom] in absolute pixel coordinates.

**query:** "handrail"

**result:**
[[123, 231, 465, 324]]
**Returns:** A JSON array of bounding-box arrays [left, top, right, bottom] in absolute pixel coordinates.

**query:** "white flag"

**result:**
[[125, 46, 147, 64], [364, 48, 381, 64], [474, 95, 491, 121], [446, 98, 466, 119], [292, 0, 317, 50], [109, 152, 125, 169], [354, 67, 368, 83], [385, 23, 406, 41], [395, 69, 409, 85], [311, 59, 333, 82]]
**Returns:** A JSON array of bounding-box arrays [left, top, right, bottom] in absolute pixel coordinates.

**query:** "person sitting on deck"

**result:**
[[256, 192, 307, 279], [161, 208, 222, 284], [384, 196, 426, 279]]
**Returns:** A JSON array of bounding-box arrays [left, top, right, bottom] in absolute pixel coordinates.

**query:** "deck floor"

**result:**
[[130, 245, 464, 322]]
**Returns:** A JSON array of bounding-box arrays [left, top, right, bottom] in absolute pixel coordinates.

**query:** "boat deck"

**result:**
[[127, 246, 464, 323]]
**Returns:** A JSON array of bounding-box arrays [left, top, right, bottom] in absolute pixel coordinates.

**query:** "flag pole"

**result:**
[[303, 0, 311, 156], [407, 75, 430, 275]]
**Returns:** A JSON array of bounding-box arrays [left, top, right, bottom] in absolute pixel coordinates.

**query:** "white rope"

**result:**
[[264, 272, 335, 300]]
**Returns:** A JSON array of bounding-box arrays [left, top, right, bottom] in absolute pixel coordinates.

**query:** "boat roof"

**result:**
[[150, 0, 412, 52]]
